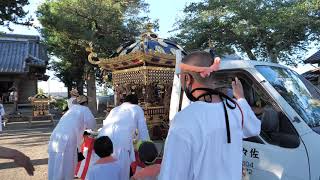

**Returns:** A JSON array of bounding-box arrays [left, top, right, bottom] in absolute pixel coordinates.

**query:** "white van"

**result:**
[[170, 59, 320, 180]]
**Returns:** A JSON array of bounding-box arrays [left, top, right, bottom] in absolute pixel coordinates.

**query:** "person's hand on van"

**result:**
[[232, 77, 245, 100]]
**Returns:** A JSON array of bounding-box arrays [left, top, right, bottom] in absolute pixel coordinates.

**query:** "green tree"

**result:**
[[37, 0, 150, 114], [174, 0, 320, 65], [0, 0, 32, 30]]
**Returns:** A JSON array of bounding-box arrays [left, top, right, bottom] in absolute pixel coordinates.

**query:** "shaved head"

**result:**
[[182, 51, 214, 67], [181, 51, 216, 86]]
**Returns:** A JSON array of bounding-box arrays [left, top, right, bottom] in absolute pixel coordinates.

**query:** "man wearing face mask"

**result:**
[[159, 51, 261, 180]]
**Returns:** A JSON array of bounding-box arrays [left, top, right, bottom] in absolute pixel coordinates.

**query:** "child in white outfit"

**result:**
[[86, 136, 121, 180]]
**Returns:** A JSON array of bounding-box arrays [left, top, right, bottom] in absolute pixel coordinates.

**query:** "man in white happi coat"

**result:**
[[98, 94, 150, 180], [48, 95, 96, 180], [0, 98, 5, 132], [159, 51, 261, 180]]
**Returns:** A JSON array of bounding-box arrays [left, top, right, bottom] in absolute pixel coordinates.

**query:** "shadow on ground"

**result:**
[[0, 158, 48, 170]]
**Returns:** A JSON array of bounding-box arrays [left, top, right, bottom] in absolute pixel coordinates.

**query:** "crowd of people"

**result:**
[[0, 51, 261, 180], [46, 51, 261, 180]]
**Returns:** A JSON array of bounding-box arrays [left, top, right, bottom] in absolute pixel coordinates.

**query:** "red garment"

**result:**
[[75, 136, 95, 180], [96, 156, 116, 165], [133, 164, 161, 179]]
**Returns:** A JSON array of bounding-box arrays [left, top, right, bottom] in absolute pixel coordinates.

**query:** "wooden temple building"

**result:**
[[88, 27, 186, 139], [0, 34, 49, 105]]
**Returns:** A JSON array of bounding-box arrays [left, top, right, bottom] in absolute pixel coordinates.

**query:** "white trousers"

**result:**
[[48, 145, 77, 180], [116, 149, 131, 180]]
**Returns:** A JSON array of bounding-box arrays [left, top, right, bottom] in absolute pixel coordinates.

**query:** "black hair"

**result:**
[[124, 94, 138, 104], [94, 136, 113, 158], [83, 131, 90, 136], [138, 141, 158, 166]]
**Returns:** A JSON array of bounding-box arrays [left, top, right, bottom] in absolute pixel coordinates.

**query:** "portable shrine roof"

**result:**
[[0, 34, 48, 73], [111, 33, 186, 58], [88, 27, 187, 70], [302, 67, 320, 82], [304, 50, 320, 64]]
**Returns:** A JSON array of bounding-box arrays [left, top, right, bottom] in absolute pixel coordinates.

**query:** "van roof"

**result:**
[[219, 59, 289, 70]]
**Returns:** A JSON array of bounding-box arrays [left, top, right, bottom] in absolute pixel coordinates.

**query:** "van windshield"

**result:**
[[256, 65, 320, 128]]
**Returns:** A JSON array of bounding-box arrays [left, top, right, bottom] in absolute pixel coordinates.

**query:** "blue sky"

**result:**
[[0, 0, 197, 37], [146, 0, 200, 38], [0, 0, 317, 92]]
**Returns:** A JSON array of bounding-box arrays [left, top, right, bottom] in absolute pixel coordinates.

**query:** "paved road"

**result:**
[[0, 126, 53, 180], [0, 120, 106, 180], [0, 119, 162, 180]]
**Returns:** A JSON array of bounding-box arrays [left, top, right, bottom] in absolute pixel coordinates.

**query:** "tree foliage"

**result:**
[[37, 0, 152, 113], [174, 0, 320, 64], [0, 0, 32, 30], [37, 0, 151, 88]]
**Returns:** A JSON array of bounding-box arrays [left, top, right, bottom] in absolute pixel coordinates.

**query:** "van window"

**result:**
[[214, 71, 300, 148], [256, 66, 320, 129], [240, 76, 300, 148], [256, 104, 300, 148]]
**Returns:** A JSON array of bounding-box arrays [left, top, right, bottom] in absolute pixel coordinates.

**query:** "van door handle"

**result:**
[[293, 116, 301, 123]]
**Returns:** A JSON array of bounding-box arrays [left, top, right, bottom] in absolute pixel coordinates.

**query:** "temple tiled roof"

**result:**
[[0, 34, 48, 73]]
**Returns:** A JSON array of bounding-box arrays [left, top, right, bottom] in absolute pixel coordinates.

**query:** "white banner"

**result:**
[[169, 50, 190, 121]]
